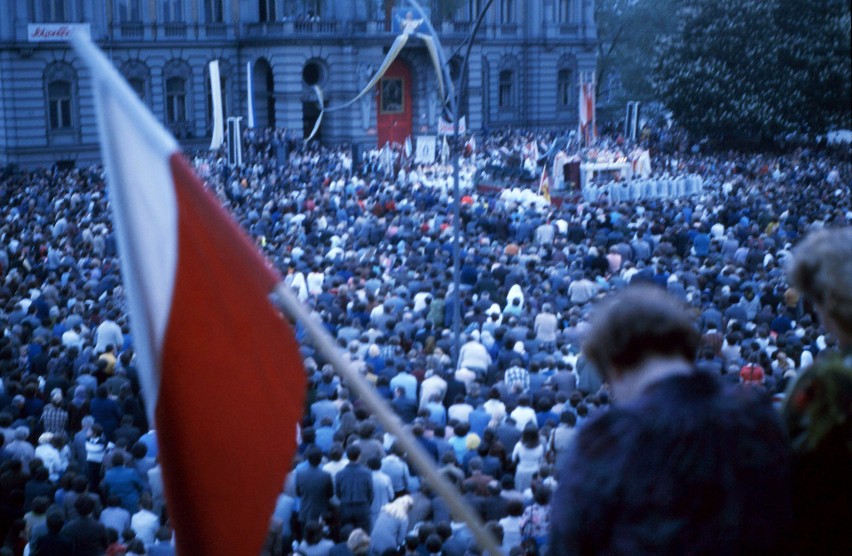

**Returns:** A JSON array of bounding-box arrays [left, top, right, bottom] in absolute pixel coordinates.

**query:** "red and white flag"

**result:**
[[579, 75, 597, 146], [72, 35, 305, 555], [539, 166, 552, 204]]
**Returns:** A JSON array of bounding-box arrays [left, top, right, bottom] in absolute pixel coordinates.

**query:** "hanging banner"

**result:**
[[28, 23, 90, 42], [438, 116, 466, 136], [415, 135, 436, 164], [209, 60, 224, 150], [246, 61, 255, 129]]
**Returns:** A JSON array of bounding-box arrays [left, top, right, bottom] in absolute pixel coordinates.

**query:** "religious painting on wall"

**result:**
[[381, 78, 404, 114]]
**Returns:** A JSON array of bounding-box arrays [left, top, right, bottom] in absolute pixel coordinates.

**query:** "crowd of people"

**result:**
[[0, 123, 849, 555]]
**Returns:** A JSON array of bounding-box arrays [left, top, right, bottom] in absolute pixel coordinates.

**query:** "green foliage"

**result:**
[[595, 0, 680, 107], [653, 0, 851, 144]]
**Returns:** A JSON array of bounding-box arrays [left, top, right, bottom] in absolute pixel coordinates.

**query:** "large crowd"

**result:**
[[0, 124, 849, 555]]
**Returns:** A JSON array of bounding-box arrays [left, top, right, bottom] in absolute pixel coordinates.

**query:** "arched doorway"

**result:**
[[377, 59, 412, 147], [253, 58, 275, 129]]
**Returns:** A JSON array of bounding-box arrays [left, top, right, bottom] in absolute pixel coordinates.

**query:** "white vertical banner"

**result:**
[[415, 135, 436, 164], [246, 61, 255, 129], [209, 60, 224, 150]]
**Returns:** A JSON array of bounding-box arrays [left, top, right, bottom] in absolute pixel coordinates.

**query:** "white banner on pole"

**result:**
[[209, 61, 224, 150], [415, 135, 436, 164], [246, 61, 255, 129]]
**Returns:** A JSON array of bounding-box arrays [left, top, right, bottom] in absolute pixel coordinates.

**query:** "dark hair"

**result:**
[[346, 444, 362, 462], [583, 285, 700, 378]]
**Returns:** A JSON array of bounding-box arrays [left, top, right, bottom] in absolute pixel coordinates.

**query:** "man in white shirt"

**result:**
[[131, 493, 159, 547]]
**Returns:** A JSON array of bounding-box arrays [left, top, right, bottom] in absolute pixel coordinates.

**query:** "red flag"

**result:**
[[73, 35, 305, 555], [539, 166, 552, 204]]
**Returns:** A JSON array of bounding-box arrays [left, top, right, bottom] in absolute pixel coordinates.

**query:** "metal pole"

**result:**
[[271, 283, 503, 556], [407, 0, 494, 369]]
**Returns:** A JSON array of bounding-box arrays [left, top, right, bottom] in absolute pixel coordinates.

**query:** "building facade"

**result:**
[[0, 0, 597, 168]]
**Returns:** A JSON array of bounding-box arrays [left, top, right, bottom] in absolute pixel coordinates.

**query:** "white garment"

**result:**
[[510, 406, 537, 431], [131, 508, 159, 546]]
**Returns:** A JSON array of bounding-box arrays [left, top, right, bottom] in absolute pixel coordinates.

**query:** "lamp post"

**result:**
[[408, 0, 494, 368]]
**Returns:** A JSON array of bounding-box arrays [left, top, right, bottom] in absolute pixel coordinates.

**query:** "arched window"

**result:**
[[558, 69, 572, 109], [44, 63, 77, 133], [47, 81, 72, 129], [121, 61, 151, 105], [165, 77, 187, 123], [499, 69, 514, 109], [163, 59, 192, 136]]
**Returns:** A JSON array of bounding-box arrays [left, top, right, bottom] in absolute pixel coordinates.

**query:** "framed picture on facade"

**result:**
[[381, 78, 404, 114]]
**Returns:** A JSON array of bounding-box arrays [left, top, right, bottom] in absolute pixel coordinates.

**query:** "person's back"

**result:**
[[61, 496, 108, 556], [550, 286, 792, 554], [33, 510, 73, 556]]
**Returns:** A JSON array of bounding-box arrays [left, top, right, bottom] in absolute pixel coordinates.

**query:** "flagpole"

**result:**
[[271, 283, 504, 556]]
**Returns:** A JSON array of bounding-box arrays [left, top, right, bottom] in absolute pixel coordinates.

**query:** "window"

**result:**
[[259, 0, 276, 22], [557, 69, 572, 108], [122, 61, 150, 105], [499, 70, 514, 108], [162, 0, 183, 22], [205, 0, 224, 22], [501, 0, 513, 24], [41, 0, 67, 22], [165, 77, 187, 123], [128, 78, 146, 101], [47, 81, 73, 129], [468, 0, 483, 21], [117, 0, 142, 22], [558, 0, 572, 23]]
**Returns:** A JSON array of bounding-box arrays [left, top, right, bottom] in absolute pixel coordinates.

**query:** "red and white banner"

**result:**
[[73, 34, 305, 556], [579, 74, 597, 146], [438, 115, 466, 135], [28, 23, 90, 42]]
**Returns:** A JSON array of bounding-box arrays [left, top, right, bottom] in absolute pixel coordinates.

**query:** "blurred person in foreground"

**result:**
[[783, 227, 852, 555], [550, 285, 792, 555]]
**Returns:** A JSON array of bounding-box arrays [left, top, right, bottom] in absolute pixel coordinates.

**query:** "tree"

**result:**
[[654, 0, 851, 145], [774, 0, 851, 133], [594, 0, 681, 119]]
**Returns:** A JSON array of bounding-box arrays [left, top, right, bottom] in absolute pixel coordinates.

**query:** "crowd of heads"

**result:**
[[0, 122, 849, 554]]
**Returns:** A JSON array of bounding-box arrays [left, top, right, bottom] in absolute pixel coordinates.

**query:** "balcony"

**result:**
[[559, 23, 579, 35], [501, 23, 518, 35], [119, 22, 144, 39], [163, 22, 187, 38], [293, 20, 339, 34], [205, 23, 227, 38]]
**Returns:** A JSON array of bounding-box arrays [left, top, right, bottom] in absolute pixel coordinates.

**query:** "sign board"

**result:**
[[28, 23, 91, 42], [438, 116, 466, 136], [415, 135, 436, 164]]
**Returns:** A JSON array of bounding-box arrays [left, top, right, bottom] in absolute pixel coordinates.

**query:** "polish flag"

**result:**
[[72, 35, 305, 555]]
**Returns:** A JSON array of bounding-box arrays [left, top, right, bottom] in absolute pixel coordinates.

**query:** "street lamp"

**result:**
[[407, 0, 495, 368]]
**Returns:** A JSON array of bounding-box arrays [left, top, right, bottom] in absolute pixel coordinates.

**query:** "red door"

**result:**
[[377, 59, 412, 147]]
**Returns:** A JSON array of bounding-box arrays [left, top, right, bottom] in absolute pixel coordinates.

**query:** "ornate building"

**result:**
[[0, 1, 597, 168]]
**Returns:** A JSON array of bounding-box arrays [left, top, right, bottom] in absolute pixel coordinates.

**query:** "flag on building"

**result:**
[[71, 34, 305, 556], [579, 73, 597, 146], [464, 134, 476, 157], [539, 166, 552, 204]]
